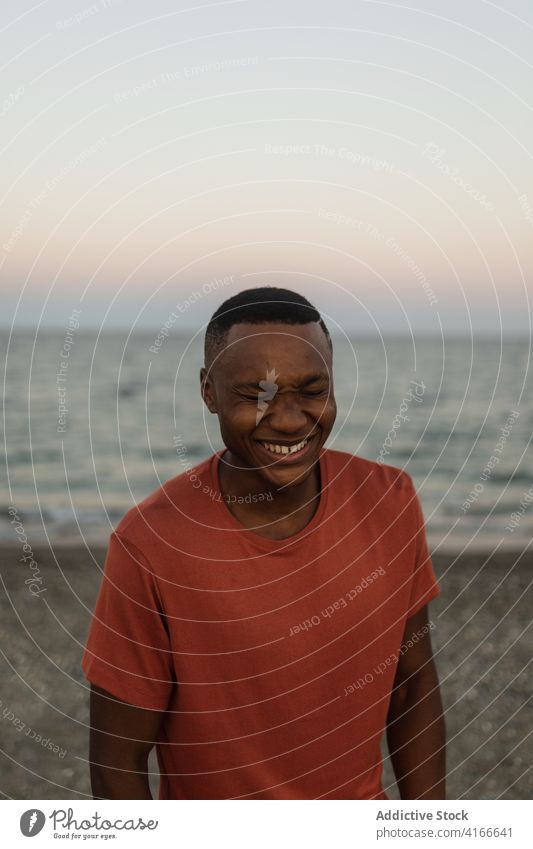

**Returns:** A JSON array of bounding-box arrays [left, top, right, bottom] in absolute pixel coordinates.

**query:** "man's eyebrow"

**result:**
[[232, 372, 329, 389]]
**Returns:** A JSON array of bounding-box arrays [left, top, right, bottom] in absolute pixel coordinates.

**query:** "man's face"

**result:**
[[200, 321, 337, 489]]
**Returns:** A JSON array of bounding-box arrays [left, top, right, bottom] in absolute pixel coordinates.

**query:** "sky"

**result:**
[[1, 0, 532, 335]]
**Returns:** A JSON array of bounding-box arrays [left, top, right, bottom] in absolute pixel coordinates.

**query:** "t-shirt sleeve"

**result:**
[[404, 477, 441, 619], [81, 530, 174, 710]]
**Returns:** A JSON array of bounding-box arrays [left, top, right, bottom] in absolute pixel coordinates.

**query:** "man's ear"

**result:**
[[200, 367, 217, 413]]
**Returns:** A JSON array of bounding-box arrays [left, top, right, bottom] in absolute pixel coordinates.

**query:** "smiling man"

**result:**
[[82, 286, 445, 800]]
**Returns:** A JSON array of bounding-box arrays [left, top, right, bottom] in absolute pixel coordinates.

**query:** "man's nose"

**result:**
[[265, 392, 308, 431]]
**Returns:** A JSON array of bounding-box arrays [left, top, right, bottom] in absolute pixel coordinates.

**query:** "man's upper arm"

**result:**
[[81, 531, 174, 711], [403, 473, 440, 620], [89, 683, 166, 768], [388, 604, 437, 719]]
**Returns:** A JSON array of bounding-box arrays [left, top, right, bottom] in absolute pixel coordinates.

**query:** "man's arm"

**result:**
[[88, 683, 167, 799], [386, 604, 446, 799]]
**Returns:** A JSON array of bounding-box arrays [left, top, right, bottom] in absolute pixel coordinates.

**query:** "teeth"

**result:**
[[261, 439, 308, 455]]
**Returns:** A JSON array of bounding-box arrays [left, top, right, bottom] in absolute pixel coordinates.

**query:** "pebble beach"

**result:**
[[1, 543, 531, 800]]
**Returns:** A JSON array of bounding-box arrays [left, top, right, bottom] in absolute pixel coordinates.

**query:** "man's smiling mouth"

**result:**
[[254, 433, 318, 462], [259, 438, 308, 455]]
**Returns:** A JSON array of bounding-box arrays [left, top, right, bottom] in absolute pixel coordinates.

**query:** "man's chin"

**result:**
[[225, 439, 321, 483], [250, 450, 319, 490]]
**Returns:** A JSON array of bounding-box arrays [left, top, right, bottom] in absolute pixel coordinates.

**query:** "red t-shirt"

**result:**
[[81, 447, 440, 800]]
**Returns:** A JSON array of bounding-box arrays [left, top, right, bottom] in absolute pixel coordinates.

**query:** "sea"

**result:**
[[2, 330, 532, 554]]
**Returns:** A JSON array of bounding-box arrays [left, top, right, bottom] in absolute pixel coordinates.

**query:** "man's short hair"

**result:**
[[204, 286, 332, 373]]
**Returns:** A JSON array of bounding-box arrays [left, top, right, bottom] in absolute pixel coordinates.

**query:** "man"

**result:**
[[82, 286, 445, 800]]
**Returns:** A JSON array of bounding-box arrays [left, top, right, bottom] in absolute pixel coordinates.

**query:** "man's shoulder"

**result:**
[[113, 452, 216, 543], [325, 447, 414, 495]]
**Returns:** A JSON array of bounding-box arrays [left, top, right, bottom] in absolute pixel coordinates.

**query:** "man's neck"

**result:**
[[217, 450, 322, 538]]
